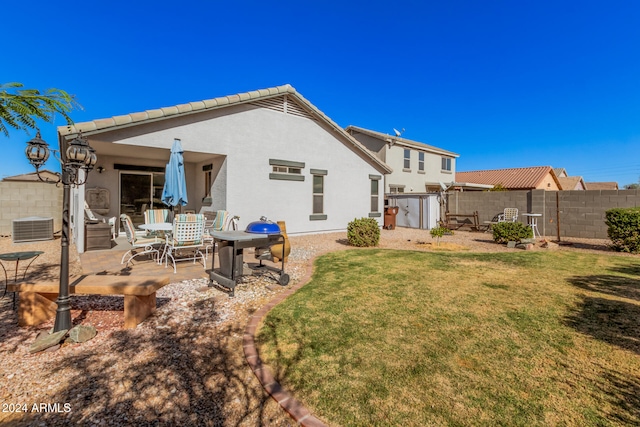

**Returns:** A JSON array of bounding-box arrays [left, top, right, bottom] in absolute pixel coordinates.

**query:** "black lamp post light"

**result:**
[[25, 131, 97, 332]]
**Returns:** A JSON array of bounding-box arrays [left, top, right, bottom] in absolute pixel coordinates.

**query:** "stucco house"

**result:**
[[553, 168, 587, 190], [60, 85, 392, 253], [345, 126, 459, 194], [455, 166, 562, 190], [586, 182, 619, 190]]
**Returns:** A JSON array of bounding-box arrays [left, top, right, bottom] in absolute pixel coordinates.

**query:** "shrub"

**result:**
[[430, 226, 453, 246], [605, 207, 640, 253], [347, 217, 380, 247], [492, 222, 533, 244]]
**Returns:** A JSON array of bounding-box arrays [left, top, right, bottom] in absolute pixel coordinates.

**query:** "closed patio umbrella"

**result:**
[[161, 138, 188, 208]]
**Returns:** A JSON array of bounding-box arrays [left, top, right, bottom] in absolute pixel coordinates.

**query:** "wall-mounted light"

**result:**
[[97, 166, 105, 174]]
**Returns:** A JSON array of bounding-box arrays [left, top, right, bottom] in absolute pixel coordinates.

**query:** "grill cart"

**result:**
[[208, 218, 289, 297]]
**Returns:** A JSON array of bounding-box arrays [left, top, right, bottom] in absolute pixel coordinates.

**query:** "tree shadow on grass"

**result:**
[[558, 357, 640, 425], [5, 298, 292, 427], [598, 365, 640, 425], [608, 263, 640, 277], [566, 274, 640, 302], [564, 295, 640, 355]]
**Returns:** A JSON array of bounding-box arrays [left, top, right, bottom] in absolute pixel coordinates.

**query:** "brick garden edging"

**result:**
[[243, 257, 329, 427]]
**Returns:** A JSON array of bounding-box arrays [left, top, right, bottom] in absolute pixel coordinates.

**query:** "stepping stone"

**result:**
[[29, 329, 68, 354]]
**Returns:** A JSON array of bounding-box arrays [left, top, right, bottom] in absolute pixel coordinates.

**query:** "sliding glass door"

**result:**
[[120, 172, 166, 228]]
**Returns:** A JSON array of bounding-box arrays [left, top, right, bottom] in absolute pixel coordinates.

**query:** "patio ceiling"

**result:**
[[89, 140, 220, 163]]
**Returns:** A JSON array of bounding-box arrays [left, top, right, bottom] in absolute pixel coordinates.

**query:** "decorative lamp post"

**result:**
[[25, 131, 97, 332]]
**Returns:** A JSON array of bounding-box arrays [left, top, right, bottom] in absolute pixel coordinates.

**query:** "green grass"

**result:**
[[256, 249, 640, 426]]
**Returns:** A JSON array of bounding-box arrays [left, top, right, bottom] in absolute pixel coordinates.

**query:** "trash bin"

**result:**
[[384, 206, 399, 230]]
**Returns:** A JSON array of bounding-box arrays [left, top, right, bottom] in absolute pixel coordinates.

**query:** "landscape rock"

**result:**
[[29, 329, 68, 354], [507, 241, 517, 248], [68, 325, 97, 343]]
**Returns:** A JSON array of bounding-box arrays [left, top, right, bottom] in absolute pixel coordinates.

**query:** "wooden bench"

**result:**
[[441, 211, 480, 231], [8, 275, 170, 329]]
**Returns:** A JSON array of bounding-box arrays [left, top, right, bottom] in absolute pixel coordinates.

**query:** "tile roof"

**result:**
[[553, 167, 567, 177], [557, 176, 585, 190], [455, 166, 558, 189], [586, 182, 619, 190], [57, 84, 392, 174], [2, 170, 60, 182], [345, 125, 459, 157]]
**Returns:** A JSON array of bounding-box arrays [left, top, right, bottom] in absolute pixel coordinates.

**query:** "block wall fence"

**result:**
[[0, 182, 63, 237], [445, 189, 640, 239]]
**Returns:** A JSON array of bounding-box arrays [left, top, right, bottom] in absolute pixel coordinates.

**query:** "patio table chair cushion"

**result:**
[[165, 214, 206, 273]]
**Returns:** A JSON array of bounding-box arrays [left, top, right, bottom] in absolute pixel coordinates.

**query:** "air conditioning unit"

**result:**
[[12, 216, 54, 243]]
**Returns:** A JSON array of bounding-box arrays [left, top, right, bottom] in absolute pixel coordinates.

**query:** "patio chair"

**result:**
[[165, 213, 207, 274], [120, 214, 163, 266], [203, 210, 239, 259], [143, 208, 173, 237], [84, 202, 118, 240], [498, 208, 518, 223]]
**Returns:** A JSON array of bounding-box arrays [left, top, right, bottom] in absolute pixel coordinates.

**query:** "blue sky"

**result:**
[[3, 1, 639, 186]]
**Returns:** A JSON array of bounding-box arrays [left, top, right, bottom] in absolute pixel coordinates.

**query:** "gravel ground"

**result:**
[[0, 228, 625, 426]]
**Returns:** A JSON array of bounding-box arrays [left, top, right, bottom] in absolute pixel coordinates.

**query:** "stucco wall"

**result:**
[[0, 181, 62, 237], [81, 101, 386, 235], [446, 189, 640, 239], [384, 144, 455, 193]]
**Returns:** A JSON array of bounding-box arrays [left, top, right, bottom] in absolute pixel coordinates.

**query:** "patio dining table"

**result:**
[[138, 223, 173, 264], [0, 250, 44, 309]]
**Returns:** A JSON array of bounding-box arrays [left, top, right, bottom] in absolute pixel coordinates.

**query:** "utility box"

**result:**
[[12, 216, 54, 243], [85, 222, 112, 251]]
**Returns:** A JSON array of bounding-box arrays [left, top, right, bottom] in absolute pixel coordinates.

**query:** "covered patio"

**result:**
[[74, 137, 226, 254]]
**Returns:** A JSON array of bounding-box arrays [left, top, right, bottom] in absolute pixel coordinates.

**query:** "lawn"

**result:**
[[256, 249, 640, 426]]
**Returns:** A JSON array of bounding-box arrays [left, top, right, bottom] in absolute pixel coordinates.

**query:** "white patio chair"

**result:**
[[120, 214, 162, 266], [203, 210, 239, 259], [165, 213, 207, 273], [498, 208, 518, 223]]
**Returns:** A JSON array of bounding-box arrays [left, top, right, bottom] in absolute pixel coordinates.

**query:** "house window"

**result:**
[[418, 152, 425, 172], [313, 175, 323, 214], [404, 149, 411, 170], [272, 165, 301, 175], [203, 164, 212, 198], [369, 175, 381, 216], [310, 169, 327, 220], [441, 157, 452, 172], [269, 159, 305, 181], [390, 185, 405, 194]]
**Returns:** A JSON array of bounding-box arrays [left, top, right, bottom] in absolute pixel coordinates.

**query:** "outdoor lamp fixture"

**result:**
[[25, 130, 97, 332]]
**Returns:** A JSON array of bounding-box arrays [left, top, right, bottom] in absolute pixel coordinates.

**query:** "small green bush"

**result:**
[[492, 222, 533, 244], [605, 207, 640, 253], [430, 226, 453, 246], [347, 217, 380, 247]]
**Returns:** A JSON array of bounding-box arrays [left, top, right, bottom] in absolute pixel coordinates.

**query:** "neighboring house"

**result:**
[[553, 167, 568, 178], [2, 170, 61, 182], [59, 84, 392, 253], [586, 182, 619, 190], [553, 168, 586, 190], [455, 166, 561, 190], [345, 125, 459, 194], [557, 176, 587, 190]]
